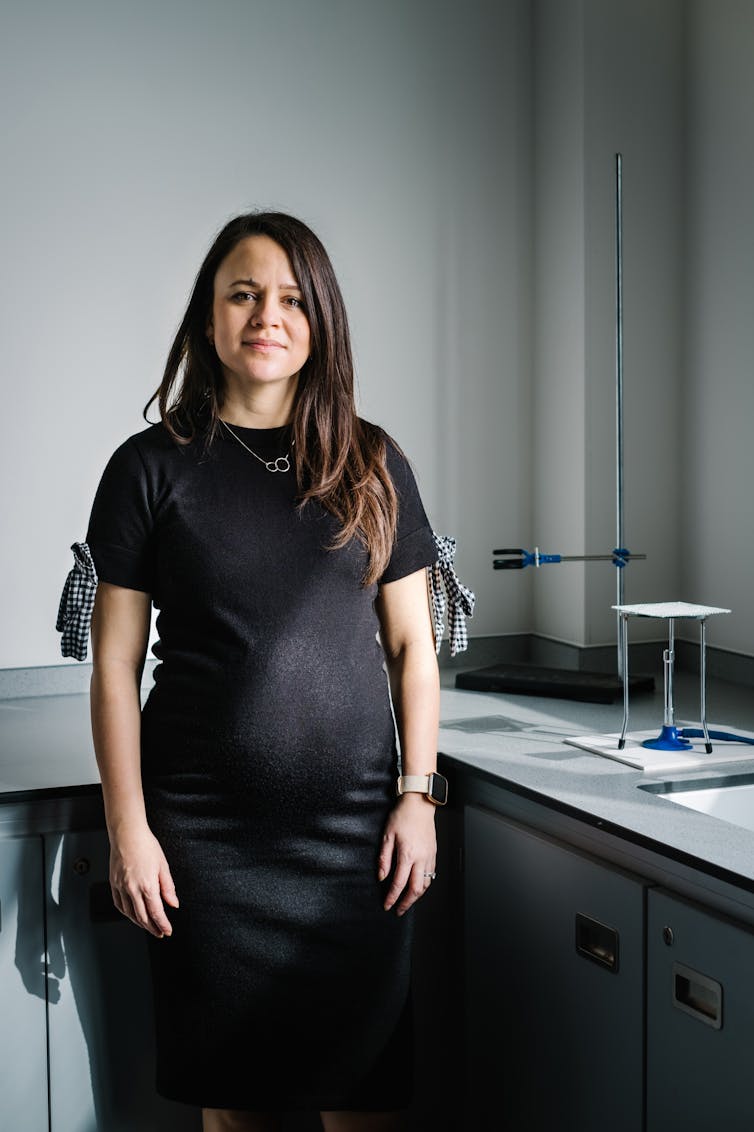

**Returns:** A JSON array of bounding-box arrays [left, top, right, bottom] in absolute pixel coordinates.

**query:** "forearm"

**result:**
[[385, 640, 440, 777], [90, 661, 149, 838]]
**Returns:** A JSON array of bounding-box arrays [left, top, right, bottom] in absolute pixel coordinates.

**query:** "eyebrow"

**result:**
[[227, 277, 302, 291]]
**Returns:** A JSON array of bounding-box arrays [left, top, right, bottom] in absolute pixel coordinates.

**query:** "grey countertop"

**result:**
[[437, 677, 754, 893], [0, 693, 98, 797], [3, 673, 754, 892]]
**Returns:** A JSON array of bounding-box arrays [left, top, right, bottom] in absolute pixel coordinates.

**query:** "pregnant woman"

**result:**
[[58, 211, 452, 1132]]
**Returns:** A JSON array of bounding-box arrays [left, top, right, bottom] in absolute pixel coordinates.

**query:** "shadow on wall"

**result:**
[[15, 828, 200, 1131]]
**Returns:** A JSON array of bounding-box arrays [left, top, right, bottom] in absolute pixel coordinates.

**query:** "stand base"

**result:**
[[567, 726, 754, 772], [642, 724, 693, 751]]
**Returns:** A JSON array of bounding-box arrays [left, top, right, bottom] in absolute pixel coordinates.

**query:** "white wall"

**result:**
[[6, 0, 753, 672], [532, 0, 587, 645], [582, 0, 684, 646], [682, 0, 754, 655], [532, 0, 754, 663], [1, 0, 533, 669], [532, 0, 684, 649]]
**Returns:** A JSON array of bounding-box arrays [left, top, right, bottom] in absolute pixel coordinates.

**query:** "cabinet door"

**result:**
[[410, 805, 465, 1131], [647, 888, 754, 1131], [465, 805, 645, 1131], [0, 835, 48, 1132], [45, 829, 199, 1131]]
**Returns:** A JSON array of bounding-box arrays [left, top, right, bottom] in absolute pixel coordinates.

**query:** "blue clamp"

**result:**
[[493, 547, 644, 570], [492, 549, 562, 570]]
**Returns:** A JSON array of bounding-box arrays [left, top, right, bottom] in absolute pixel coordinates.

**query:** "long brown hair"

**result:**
[[143, 212, 399, 584]]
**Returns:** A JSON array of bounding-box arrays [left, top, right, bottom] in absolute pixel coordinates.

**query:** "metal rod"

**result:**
[[615, 153, 625, 675], [700, 619, 712, 753], [558, 554, 646, 563], [664, 619, 675, 727], [618, 614, 630, 749]]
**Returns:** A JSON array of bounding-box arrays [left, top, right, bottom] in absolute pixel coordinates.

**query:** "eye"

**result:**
[[231, 290, 257, 303], [284, 295, 305, 310]]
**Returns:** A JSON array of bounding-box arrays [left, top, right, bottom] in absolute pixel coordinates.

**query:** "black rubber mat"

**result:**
[[455, 663, 654, 704]]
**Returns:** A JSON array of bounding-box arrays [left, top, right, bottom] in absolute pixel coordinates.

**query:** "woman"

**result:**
[[62, 212, 446, 1131]]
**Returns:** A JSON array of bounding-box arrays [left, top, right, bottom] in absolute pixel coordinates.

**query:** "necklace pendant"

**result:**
[[220, 419, 293, 473], [265, 455, 291, 473]]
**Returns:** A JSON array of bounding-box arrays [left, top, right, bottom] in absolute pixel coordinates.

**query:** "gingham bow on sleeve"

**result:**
[[56, 541, 98, 661], [428, 532, 475, 657]]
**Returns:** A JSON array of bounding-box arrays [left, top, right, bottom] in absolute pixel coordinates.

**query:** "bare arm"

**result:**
[[90, 582, 178, 938], [374, 567, 441, 916]]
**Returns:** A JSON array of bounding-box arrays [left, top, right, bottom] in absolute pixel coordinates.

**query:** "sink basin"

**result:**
[[640, 773, 754, 834]]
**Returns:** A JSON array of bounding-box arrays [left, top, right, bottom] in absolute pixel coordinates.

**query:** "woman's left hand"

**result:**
[[378, 793, 438, 915]]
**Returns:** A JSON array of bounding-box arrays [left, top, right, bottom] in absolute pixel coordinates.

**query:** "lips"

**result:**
[[243, 339, 284, 350]]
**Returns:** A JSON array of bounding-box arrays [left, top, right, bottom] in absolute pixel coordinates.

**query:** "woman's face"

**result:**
[[208, 235, 311, 394]]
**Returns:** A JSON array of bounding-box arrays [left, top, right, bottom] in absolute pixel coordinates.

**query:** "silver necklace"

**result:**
[[219, 418, 293, 473]]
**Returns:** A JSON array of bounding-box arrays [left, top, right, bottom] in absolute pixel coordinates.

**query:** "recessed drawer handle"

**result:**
[[575, 912, 619, 972], [673, 962, 722, 1029]]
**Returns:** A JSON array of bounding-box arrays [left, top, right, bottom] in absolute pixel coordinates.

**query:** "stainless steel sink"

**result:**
[[640, 773, 754, 834]]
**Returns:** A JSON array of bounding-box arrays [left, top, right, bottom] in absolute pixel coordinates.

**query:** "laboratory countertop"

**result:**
[[437, 678, 754, 896], [3, 677, 754, 894]]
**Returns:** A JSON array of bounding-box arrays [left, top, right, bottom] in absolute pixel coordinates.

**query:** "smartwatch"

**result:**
[[396, 772, 449, 806]]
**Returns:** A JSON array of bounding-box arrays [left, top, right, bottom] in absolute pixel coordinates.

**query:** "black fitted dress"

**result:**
[[84, 418, 437, 1112]]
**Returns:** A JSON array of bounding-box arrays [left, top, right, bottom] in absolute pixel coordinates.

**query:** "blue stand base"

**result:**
[[642, 725, 693, 752]]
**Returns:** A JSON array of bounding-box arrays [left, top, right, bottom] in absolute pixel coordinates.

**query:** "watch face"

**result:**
[[428, 773, 448, 805]]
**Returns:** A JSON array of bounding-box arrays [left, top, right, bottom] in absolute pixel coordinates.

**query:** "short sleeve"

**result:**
[[85, 436, 156, 593], [379, 441, 437, 585]]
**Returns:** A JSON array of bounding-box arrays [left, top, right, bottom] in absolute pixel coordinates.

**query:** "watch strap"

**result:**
[[397, 775, 432, 794], [396, 772, 448, 805]]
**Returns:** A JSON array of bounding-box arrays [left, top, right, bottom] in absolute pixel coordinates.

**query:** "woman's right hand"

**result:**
[[108, 825, 179, 938]]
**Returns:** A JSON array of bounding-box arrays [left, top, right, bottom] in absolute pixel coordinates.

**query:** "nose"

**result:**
[[250, 292, 281, 327]]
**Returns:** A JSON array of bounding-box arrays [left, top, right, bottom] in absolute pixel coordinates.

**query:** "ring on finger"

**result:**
[[423, 871, 437, 880]]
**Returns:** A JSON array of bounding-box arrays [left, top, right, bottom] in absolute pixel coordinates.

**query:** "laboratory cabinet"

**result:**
[[0, 824, 198, 1131], [0, 834, 49, 1132], [44, 827, 199, 1131], [647, 888, 754, 1132], [464, 804, 646, 1130]]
